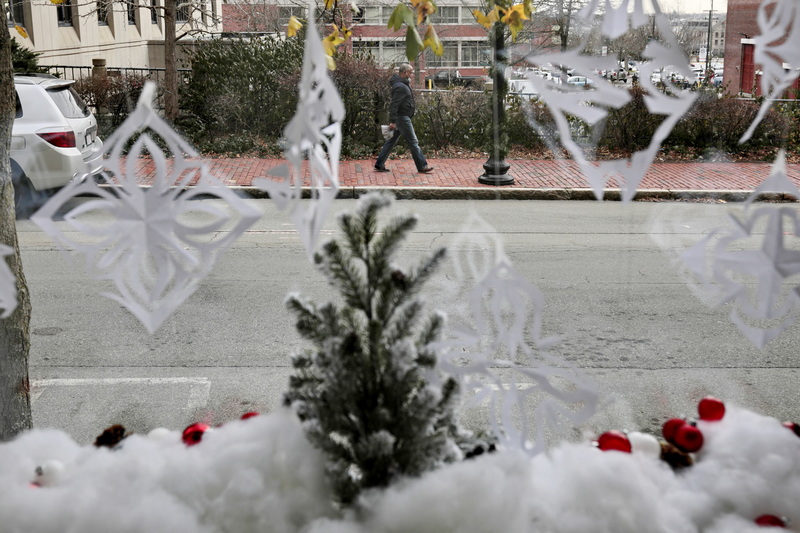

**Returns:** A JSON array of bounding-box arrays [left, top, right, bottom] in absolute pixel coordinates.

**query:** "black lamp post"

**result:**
[[479, 20, 514, 185]]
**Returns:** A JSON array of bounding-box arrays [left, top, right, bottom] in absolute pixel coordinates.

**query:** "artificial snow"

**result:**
[[0, 405, 798, 533]]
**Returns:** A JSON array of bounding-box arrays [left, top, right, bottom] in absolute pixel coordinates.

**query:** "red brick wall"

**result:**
[[723, 0, 761, 95]]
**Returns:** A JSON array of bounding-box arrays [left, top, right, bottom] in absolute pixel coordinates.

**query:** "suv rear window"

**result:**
[[47, 86, 90, 119]]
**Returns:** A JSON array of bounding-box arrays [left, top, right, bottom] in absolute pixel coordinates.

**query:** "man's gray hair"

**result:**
[[398, 63, 413, 74]]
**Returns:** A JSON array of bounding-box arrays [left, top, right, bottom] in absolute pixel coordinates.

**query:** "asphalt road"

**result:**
[[15, 198, 800, 445]]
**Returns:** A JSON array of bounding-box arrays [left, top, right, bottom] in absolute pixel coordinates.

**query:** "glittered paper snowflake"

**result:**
[[741, 0, 800, 143], [523, 0, 696, 202], [436, 215, 598, 454], [253, 1, 345, 258], [678, 153, 800, 348], [0, 244, 17, 319], [31, 83, 261, 334]]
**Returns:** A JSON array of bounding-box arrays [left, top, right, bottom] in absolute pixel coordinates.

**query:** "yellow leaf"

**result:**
[[287, 16, 303, 37], [15, 25, 28, 39], [322, 25, 346, 56], [500, 4, 527, 40], [324, 0, 336, 9], [423, 25, 442, 55], [473, 7, 498, 29], [326, 55, 336, 70], [413, 0, 436, 24], [49, 0, 64, 4]]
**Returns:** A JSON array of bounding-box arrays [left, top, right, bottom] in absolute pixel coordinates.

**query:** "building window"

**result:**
[[352, 6, 364, 23], [56, 0, 74, 26], [127, 0, 137, 24], [176, 1, 189, 22], [461, 40, 490, 66], [278, 5, 304, 25], [426, 41, 458, 67], [97, 0, 109, 24], [462, 6, 481, 24], [434, 6, 459, 23], [210, 0, 216, 22], [353, 40, 380, 61], [150, 0, 158, 23], [7, 0, 25, 27]]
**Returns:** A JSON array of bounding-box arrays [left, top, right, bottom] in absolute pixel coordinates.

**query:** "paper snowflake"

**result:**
[[741, 0, 800, 143], [437, 215, 598, 454], [678, 153, 800, 348], [0, 244, 17, 319], [523, 0, 696, 202], [253, 1, 345, 259], [31, 83, 261, 334]]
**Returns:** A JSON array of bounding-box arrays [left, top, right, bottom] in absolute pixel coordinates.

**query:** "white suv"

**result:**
[[12, 74, 104, 216]]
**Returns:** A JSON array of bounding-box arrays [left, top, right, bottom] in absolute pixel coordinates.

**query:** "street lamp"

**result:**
[[479, 20, 514, 186], [704, 0, 714, 83]]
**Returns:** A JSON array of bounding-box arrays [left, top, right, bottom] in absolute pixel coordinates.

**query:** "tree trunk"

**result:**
[[164, 0, 179, 120], [0, 3, 33, 441]]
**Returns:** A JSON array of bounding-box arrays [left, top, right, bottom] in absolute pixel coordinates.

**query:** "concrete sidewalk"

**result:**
[[137, 157, 800, 200]]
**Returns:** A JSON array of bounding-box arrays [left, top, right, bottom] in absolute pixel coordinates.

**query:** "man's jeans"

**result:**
[[375, 115, 428, 170]]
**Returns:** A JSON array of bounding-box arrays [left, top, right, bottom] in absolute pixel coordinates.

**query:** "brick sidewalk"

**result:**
[[132, 157, 800, 197]]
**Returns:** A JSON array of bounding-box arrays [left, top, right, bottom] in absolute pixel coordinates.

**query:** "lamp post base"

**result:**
[[479, 158, 514, 186]]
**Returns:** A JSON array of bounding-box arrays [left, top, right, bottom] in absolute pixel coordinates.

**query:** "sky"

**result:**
[[661, 0, 728, 14]]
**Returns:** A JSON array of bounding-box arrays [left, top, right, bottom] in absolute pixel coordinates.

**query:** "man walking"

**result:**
[[374, 63, 434, 174]]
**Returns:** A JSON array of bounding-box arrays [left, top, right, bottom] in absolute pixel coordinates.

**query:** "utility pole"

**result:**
[[704, 0, 714, 84]]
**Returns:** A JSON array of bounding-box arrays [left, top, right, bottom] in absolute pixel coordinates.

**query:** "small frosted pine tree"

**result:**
[[283, 192, 473, 506]]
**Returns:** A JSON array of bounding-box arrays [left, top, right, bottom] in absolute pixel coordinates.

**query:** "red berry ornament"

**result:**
[[596, 430, 632, 453], [673, 424, 704, 453], [662, 418, 686, 443], [182, 423, 210, 446], [698, 396, 725, 421], [783, 421, 800, 438], [240, 411, 260, 420], [755, 515, 787, 527]]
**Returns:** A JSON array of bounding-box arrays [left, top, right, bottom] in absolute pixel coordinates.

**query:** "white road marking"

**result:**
[[30, 377, 211, 409]]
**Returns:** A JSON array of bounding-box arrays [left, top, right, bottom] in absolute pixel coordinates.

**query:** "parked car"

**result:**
[[426, 70, 486, 89], [566, 75, 593, 87], [11, 74, 104, 217]]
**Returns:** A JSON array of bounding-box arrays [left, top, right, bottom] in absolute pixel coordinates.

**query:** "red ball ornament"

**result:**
[[596, 430, 632, 453], [182, 423, 210, 446], [783, 421, 800, 438], [662, 418, 686, 443], [698, 396, 725, 421], [240, 411, 260, 420], [754, 514, 787, 527], [673, 423, 704, 453]]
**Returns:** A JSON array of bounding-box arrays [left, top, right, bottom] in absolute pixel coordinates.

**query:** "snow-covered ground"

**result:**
[[1, 404, 797, 532]]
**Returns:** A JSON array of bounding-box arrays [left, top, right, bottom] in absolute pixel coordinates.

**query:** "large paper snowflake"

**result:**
[[0, 244, 17, 318], [437, 215, 598, 454], [253, 1, 345, 259], [31, 83, 261, 333], [741, 0, 800, 143], [677, 152, 800, 348], [523, 0, 696, 202]]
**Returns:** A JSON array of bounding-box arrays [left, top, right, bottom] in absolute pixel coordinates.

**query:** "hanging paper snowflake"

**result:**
[[0, 243, 17, 319], [677, 152, 800, 348], [31, 83, 261, 334], [436, 215, 598, 454], [253, 0, 345, 259], [740, 0, 800, 143], [523, 0, 696, 202]]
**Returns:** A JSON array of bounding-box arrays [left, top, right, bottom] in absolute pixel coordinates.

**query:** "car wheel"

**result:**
[[11, 160, 40, 219]]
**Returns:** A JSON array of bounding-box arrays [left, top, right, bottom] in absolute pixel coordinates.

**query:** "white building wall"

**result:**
[[11, 0, 222, 69]]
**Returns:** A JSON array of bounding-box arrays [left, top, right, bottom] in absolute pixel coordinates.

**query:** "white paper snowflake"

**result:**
[[0, 243, 17, 319], [741, 0, 800, 143], [253, 1, 345, 259], [524, 0, 696, 202], [31, 83, 261, 334], [678, 153, 800, 348], [437, 215, 598, 454]]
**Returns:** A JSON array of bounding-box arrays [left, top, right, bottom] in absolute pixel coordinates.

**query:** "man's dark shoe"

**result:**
[[418, 166, 434, 174], [374, 166, 390, 172]]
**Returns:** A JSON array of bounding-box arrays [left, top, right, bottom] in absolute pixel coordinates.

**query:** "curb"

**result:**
[[232, 186, 797, 202]]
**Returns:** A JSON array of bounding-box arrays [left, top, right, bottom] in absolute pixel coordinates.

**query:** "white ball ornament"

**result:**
[[627, 431, 661, 457]]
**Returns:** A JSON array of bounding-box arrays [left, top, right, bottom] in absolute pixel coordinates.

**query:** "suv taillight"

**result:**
[[37, 131, 76, 148]]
